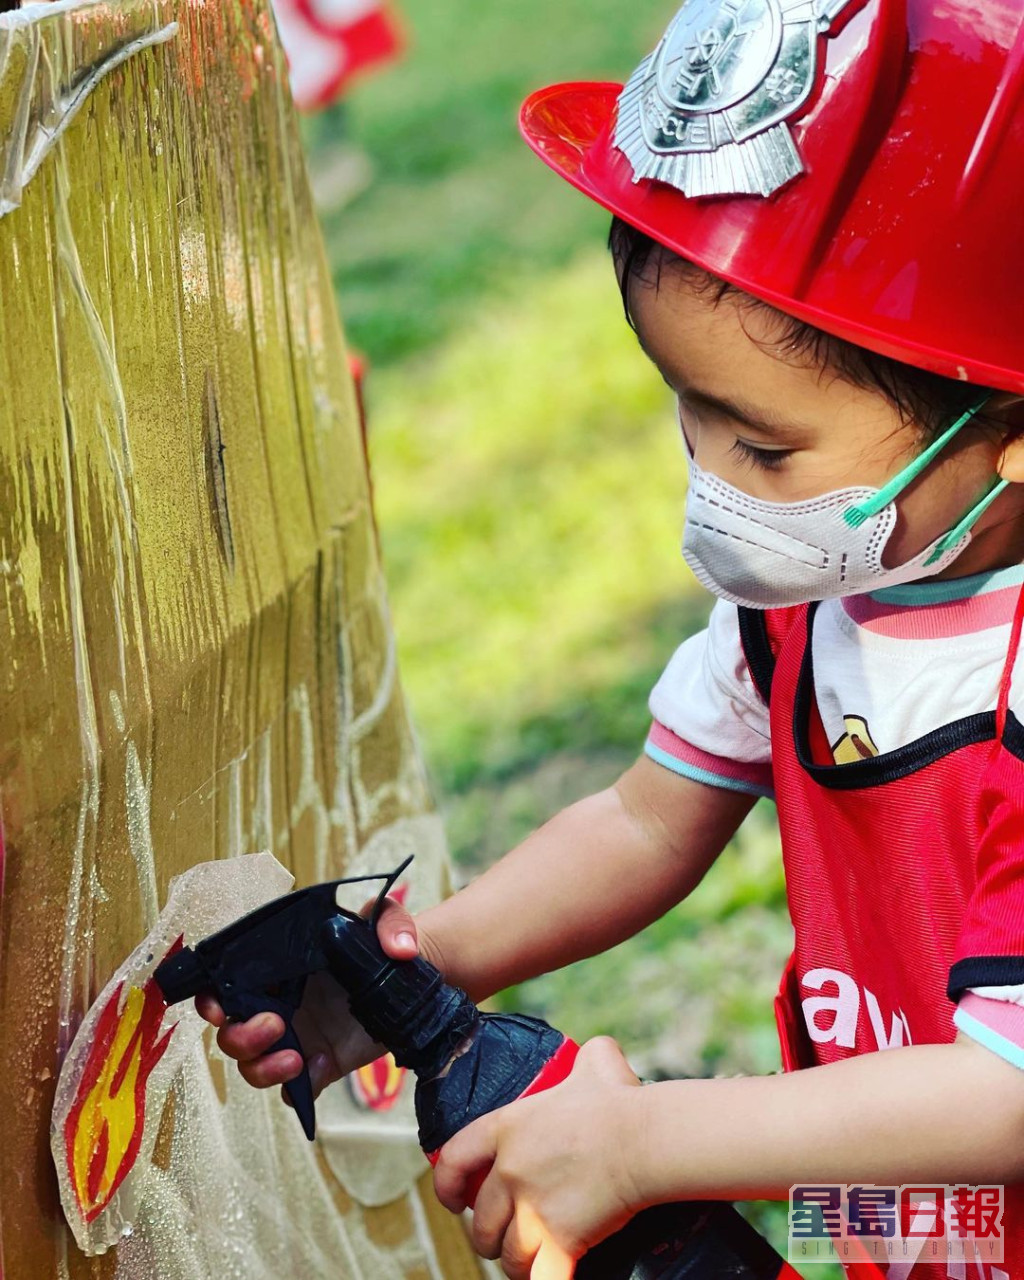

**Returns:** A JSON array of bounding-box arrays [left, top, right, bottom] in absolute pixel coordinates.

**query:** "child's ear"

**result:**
[[994, 395, 1024, 484]]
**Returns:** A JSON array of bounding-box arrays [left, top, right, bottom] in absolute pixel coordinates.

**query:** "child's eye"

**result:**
[[729, 438, 793, 472]]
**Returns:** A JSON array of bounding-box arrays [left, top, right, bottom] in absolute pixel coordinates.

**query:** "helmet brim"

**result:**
[[519, 81, 1024, 396]]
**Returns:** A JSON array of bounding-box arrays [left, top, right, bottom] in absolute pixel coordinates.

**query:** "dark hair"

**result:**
[[608, 216, 993, 442]]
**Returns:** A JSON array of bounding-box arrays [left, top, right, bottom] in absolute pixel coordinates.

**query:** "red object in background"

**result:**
[[349, 1053, 407, 1112], [348, 352, 368, 445], [520, 1, 1024, 396], [271, 0, 403, 112]]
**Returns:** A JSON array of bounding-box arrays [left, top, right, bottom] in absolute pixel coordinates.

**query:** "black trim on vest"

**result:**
[[1002, 711, 1024, 761], [948, 956, 1024, 1002], [737, 607, 777, 706], [793, 601, 997, 790]]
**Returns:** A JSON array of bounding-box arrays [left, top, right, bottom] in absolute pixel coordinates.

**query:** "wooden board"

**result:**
[[0, 2, 491, 1275]]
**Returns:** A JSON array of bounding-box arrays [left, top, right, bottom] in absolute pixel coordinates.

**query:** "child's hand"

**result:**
[[433, 1037, 650, 1280], [195, 895, 430, 1101]]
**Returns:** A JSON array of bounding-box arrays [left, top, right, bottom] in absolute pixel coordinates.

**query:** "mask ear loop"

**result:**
[[843, 398, 990, 529], [922, 476, 1010, 566]]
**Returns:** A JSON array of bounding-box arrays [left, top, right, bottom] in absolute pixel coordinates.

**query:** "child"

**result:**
[[200, 2, 1024, 1277]]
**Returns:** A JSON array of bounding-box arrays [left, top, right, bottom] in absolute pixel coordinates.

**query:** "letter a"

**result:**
[[801, 967, 859, 1048]]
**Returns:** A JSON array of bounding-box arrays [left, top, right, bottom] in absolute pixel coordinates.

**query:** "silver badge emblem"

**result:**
[[614, 0, 856, 198]]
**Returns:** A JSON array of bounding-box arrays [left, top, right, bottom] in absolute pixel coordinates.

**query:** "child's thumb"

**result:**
[[574, 1036, 639, 1087], [358, 895, 419, 960]]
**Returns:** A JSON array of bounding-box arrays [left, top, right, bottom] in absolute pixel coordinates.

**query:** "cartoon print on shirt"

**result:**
[[831, 714, 880, 764]]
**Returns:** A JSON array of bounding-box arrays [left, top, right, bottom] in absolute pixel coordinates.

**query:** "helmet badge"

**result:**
[[614, 0, 856, 198]]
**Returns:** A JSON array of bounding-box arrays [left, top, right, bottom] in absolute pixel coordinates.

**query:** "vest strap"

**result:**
[[996, 581, 1024, 739], [737, 607, 777, 706]]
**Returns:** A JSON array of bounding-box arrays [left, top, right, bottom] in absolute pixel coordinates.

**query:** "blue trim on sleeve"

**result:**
[[954, 1006, 1024, 1072], [870, 563, 1024, 605], [644, 742, 774, 799]]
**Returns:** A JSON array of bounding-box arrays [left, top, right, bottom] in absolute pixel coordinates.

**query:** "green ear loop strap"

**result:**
[[921, 476, 1010, 566], [843, 397, 991, 529]]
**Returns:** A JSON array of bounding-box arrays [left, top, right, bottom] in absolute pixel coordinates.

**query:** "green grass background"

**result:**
[[303, 3, 838, 1271]]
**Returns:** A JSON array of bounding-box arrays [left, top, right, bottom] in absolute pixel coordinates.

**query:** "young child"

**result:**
[[200, 2, 1024, 1277]]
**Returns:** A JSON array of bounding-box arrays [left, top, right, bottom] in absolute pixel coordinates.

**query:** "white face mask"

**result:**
[[681, 401, 1006, 610]]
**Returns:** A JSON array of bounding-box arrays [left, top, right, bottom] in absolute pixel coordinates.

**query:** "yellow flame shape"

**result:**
[[66, 979, 173, 1221], [354, 1053, 405, 1110]]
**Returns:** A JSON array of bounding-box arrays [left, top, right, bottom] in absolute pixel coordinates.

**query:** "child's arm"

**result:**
[[203, 757, 754, 1087], [433, 1033, 1024, 1273], [639, 1031, 1024, 1199], [415, 755, 756, 1003]]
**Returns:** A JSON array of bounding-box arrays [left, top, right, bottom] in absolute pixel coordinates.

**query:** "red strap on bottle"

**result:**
[[517, 1035, 581, 1098], [996, 580, 1024, 739]]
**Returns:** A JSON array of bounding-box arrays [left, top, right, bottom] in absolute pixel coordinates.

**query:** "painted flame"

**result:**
[[350, 1053, 406, 1112], [64, 972, 177, 1222]]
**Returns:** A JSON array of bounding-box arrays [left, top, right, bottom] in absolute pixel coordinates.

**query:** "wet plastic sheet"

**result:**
[[51, 854, 295, 1254], [0, 0, 492, 1275]]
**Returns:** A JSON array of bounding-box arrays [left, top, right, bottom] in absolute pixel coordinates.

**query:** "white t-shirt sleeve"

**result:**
[[646, 600, 774, 798]]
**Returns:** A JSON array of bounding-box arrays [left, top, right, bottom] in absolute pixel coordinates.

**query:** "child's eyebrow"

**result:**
[[654, 363, 799, 440], [684, 387, 800, 441], [636, 332, 800, 441]]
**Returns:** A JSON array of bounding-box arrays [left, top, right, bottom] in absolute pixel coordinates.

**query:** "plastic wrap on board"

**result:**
[[0, 0, 494, 1275]]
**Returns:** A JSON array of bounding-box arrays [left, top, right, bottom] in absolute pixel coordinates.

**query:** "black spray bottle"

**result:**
[[320, 913, 799, 1280]]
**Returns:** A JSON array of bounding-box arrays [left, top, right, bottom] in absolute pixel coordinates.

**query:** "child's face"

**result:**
[[627, 259, 1024, 576]]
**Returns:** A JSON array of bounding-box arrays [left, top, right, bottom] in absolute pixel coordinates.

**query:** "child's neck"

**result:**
[[927, 503, 1024, 581]]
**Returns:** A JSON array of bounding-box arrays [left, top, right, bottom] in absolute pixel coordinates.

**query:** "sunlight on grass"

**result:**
[[367, 248, 707, 793], [310, 0, 670, 363]]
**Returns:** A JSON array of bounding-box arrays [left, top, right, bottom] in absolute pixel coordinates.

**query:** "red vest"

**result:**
[[739, 601, 1024, 1280]]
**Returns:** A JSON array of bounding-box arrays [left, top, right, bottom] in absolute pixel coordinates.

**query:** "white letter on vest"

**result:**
[[801, 967, 859, 1048], [864, 988, 908, 1050]]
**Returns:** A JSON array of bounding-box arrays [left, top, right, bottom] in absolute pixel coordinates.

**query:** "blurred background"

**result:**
[[294, 0, 811, 1264]]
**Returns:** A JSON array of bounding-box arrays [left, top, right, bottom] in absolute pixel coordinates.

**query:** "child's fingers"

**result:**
[[195, 996, 285, 1065], [467, 1169, 514, 1259], [358, 895, 420, 960], [238, 1048, 304, 1090], [279, 1053, 337, 1109], [433, 1113, 499, 1213], [529, 1238, 575, 1280], [498, 1212, 538, 1280], [216, 1011, 286, 1062], [309, 1052, 339, 1098], [195, 993, 225, 1027]]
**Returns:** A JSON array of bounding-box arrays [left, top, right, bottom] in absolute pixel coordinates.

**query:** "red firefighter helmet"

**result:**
[[520, 1, 1024, 395]]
